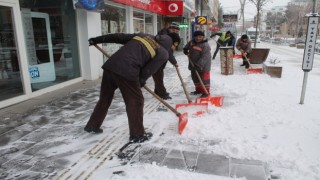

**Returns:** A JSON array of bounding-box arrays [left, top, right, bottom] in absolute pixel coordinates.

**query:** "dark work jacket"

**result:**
[[183, 39, 211, 72], [93, 33, 173, 83], [157, 28, 178, 67], [228, 36, 236, 50]]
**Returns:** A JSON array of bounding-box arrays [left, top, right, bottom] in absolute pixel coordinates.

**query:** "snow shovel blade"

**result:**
[[144, 85, 189, 134], [246, 68, 263, 74], [196, 96, 224, 107], [176, 102, 208, 116], [178, 112, 188, 134], [232, 54, 243, 59]]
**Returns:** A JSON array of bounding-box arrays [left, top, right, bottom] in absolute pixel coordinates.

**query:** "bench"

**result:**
[[263, 64, 282, 78], [250, 48, 270, 64]]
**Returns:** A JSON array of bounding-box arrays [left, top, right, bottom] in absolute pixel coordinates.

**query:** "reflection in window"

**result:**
[[133, 11, 144, 33], [101, 5, 126, 34], [0, 5, 24, 101], [145, 14, 153, 35], [101, 5, 126, 60]]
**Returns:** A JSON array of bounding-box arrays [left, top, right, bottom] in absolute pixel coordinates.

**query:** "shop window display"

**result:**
[[19, 0, 80, 91]]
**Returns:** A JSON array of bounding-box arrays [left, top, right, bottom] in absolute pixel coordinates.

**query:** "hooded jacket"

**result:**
[[92, 33, 174, 83]]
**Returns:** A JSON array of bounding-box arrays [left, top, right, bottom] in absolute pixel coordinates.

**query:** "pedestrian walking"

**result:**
[[210, 31, 232, 60], [183, 31, 211, 97], [152, 22, 180, 100], [84, 33, 181, 143], [236, 34, 252, 69]]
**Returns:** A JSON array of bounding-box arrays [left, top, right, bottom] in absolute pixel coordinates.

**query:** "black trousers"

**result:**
[[85, 70, 145, 136], [212, 43, 221, 59], [152, 63, 168, 96]]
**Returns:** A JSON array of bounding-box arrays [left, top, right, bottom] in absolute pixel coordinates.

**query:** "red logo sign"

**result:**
[[165, 1, 183, 16], [110, 0, 183, 16]]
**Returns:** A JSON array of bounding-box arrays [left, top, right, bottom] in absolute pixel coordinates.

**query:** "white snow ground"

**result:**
[[4, 39, 319, 180], [70, 41, 320, 180], [58, 39, 320, 180]]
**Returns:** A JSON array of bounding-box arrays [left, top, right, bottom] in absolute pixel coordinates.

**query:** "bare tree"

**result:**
[[248, 0, 271, 47], [265, 11, 286, 37]]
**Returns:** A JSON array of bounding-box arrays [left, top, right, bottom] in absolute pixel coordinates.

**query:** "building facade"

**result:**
[[0, 0, 215, 109]]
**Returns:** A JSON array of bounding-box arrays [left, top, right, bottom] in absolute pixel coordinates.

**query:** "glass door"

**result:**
[[0, 3, 24, 101]]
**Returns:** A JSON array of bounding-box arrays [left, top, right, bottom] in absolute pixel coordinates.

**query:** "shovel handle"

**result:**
[[175, 66, 192, 103], [187, 56, 209, 95], [94, 44, 111, 58], [144, 85, 181, 117], [243, 53, 253, 68]]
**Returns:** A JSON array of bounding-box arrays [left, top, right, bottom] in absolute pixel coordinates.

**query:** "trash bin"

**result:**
[[219, 47, 234, 75]]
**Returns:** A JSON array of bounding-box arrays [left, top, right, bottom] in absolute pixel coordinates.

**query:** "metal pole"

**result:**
[[299, 72, 308, 104], [300, 0, 317, 105], [313, 0, 316, 14]]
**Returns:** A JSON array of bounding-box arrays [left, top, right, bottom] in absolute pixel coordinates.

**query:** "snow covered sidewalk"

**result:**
[[0, 40, 320, 180]]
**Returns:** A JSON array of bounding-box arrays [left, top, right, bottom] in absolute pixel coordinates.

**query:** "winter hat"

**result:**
[[168, 22, 180, 30], [194, 31, 205, 37], [167, 32, 181, 46]]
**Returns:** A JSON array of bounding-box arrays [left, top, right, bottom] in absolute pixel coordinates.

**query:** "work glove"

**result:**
[[88, 38, 97, 46], [183, 49, 189, 55]]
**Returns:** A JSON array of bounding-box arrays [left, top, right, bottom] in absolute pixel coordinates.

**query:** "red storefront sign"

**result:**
[[110, 0, 183, 16]]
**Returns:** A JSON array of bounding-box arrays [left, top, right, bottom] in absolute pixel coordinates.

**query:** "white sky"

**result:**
[[220, 0, 292, 19]]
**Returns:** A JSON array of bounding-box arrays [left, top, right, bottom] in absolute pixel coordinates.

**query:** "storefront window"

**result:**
[[101, 4, 126, 59], [133, 11, 153, 34], [19, 0, 80, 91], [0, 5, 24, 101], [145, 14, 153, 34], [133, 11, 144, 33]]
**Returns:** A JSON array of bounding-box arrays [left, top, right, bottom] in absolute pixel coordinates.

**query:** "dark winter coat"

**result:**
[[92, 33, 174, 84], [236, 38, 252, 53], [183, 39, 211, 72], [157, 28, 178, 66], [228, 35, 236, 49]]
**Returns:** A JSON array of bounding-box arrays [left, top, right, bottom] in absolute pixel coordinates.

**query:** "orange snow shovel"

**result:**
[[93, 44, 188, 134], [144, 85, 188, 134], [174, 66, 208, 115], [243, 54, 263, 74], [187, 56, 224, 107], [232, 54, 243, 59]]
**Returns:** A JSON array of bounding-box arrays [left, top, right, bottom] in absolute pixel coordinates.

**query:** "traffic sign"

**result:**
[[302, 15, 319, 71]]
